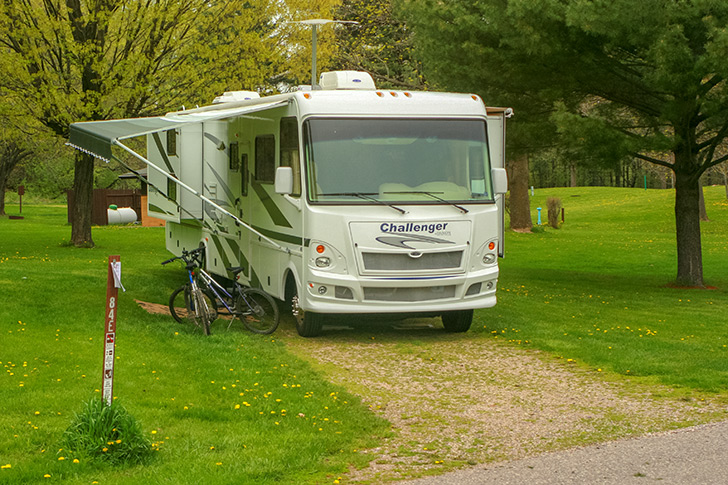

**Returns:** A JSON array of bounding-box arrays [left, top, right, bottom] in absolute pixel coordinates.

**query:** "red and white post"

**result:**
[[102, 255, 121, 406]]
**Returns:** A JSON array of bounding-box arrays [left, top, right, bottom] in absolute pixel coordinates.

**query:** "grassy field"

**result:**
[[0, 206, 389, 484], [1, 186, 727, 483], [486, 186, 728, 392]]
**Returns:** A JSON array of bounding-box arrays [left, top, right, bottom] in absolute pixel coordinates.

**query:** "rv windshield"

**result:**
[[304, 118, 494, 205]]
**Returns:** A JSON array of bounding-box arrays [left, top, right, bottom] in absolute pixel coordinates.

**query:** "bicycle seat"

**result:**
[[227, 266, 244, 276]]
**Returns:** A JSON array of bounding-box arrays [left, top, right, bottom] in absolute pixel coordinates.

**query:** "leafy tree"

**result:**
[[0, 0, 336, 246], [0, 141, 31, 216], [0, 93, 41, 216], [403, 0, 728, 287], [330, 0, 425, 89]]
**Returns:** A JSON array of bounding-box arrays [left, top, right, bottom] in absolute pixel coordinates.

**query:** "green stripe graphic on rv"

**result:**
[[205, 163, 236, 204], [209, 235, 234, 275], [148, 204, 175, 216], [251, 225, 303, 246], [251, 182, 292, 228], [151, 132, 176, 174]]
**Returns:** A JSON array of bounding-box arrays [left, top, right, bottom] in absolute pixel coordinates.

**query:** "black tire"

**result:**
[[236, 287, 279, 335], [169, 285, 191, 324], [441, 309, 473, 333], [192, 288, 214, 335], [169, 284, 218, 333], [292, 294, 323, 337]]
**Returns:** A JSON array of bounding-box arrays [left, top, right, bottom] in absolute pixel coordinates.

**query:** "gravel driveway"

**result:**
[[280, 320, 725, 483]]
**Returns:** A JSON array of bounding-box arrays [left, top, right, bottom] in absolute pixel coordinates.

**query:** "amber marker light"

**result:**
[[316, 244, 326, 254], [488, 242, 496, 251]]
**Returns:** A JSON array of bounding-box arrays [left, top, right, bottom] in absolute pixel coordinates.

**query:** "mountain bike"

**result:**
[[162, 247, 279, 335]]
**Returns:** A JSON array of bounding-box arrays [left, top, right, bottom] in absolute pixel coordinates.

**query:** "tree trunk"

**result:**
[[673, 169, 703, 287], [699, 183, 709, 222], [0, 172, 7, 216], [70, 151, 95, 247], [570, 163, 577, 187], [508, 153, 532, 231]]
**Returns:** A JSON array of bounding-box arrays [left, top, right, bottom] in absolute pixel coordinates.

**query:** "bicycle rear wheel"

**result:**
[[236, 287, 279, 334]]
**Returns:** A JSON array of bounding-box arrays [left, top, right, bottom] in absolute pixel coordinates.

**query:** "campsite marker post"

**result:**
[[102, 255, 124, 406]]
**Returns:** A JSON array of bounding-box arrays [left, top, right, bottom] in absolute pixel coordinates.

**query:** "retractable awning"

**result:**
[[67, 98, 290, 162], [65, 97, 296, 255]]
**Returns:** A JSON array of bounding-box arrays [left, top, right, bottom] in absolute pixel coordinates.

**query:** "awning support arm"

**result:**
[[113, 140, 296, 255]]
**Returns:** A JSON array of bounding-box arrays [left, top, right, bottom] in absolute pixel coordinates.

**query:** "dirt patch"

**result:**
[[136, 299, 171, 315], [278, 319, 725, 483]]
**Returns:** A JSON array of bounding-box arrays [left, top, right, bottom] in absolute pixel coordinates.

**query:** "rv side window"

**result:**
[[167, 178, 177, 202], [166, 130, 177, 156], [241, 153, 248, 196], [229, 142, 239, 171], [255, 135, 275, 183], [280, 117, 301, 196]]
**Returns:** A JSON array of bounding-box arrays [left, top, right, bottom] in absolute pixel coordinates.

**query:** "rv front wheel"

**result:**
[[292, 294, 323, 337], [441, 310, 473, 333]]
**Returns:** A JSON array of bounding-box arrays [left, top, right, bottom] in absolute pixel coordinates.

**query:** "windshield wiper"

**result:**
[[383, 191, 469, 213], [319, 192, 407, 214]]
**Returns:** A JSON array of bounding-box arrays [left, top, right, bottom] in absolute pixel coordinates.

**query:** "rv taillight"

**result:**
[[316, 244, 325, 254]]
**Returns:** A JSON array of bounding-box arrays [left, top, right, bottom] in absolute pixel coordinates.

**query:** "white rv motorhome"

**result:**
[[69, 71, 510, 337]]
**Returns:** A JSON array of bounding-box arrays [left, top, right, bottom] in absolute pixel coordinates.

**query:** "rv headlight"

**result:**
[[483, 253, 496, 265], [309, 240, 348, 274]]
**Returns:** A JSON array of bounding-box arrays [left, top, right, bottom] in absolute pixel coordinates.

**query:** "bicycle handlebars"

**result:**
[[161, 247, 205, 266]]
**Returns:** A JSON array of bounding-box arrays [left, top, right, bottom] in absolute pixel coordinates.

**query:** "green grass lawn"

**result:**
[[480, 186, 728, 392], [0, 206, 389, 484], [1, 186, 727, 483]]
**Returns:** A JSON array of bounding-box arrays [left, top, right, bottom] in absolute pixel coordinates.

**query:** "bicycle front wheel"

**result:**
[[236, 287, 279, 334], [169, 285, 192, 324], [191, 288, 215, 335], [170, 285, 218, 334]]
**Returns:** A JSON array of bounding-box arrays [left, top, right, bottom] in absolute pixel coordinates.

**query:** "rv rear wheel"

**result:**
[[441, 309, 473, 333], [292, 294, 323, 337]]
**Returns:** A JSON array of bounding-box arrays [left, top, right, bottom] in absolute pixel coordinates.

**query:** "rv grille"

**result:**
[[363, 285, 456, 302], [362, 251, 463, 271]]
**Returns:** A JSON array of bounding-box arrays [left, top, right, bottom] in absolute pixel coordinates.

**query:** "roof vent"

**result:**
[[212, 91, 261, 104], [319, 71, 376, 90]]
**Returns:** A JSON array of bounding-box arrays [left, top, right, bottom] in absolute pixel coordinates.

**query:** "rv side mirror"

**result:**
[[492, 168, 508, 195], [275, 166, 294, 195]]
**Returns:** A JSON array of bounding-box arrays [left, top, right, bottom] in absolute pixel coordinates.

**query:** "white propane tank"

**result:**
[[107, 206, 137, 224]]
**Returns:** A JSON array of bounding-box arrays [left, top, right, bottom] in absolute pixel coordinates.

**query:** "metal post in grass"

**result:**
[[102, 255, 124, 406], [537, 207, 542, 225]]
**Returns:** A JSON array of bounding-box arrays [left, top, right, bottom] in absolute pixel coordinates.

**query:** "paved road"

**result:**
[[402, 421, 728, 484]]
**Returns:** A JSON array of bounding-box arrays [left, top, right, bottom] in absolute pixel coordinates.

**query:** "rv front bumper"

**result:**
[[301, 266, 499, 314]]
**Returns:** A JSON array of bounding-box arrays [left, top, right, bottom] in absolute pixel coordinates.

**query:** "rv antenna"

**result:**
[[294, 19, 358, 89]]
